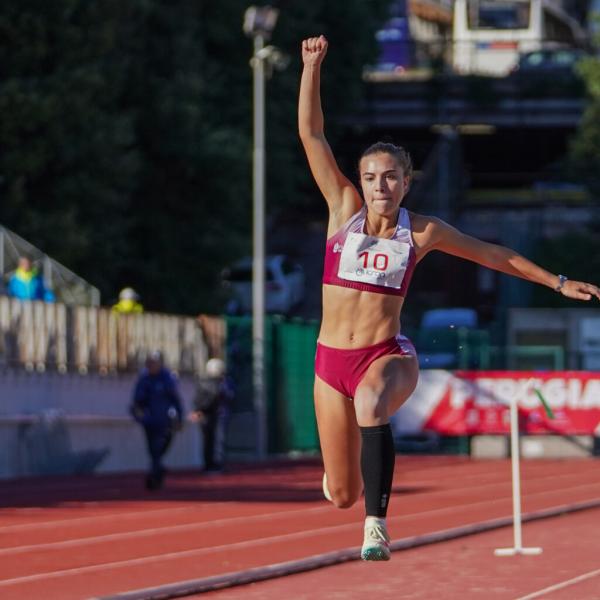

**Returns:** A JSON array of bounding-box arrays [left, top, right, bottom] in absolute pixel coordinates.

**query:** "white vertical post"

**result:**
[[495, 379, 542, 556], [509, 387, 523, 549], [252, 33, 267, 460]]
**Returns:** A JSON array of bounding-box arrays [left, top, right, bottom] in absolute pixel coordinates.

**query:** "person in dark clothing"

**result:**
[[190, 358, 234, 473], [130, 350, 183, 489]]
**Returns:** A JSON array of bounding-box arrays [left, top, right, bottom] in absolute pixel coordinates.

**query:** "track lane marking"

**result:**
[[2, 479, 600, 557], [0, 506, 203, 533], [0, 518, 387, 587], [0, 504, 336, 555], [2, 464, 597, 534], [515, 567, 600, 599], [2, 482, 600, 580], [2, 458, 594, 508]]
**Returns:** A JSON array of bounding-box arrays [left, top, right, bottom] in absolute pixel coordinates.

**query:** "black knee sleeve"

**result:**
[[360, 424, 395, 518]]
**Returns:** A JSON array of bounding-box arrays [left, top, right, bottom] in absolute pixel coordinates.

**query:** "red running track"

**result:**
[[199, 508, 600, 600], [0, 456, 599, 600]]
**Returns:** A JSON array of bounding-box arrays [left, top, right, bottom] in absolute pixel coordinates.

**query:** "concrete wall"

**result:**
[[470, 434, 595, 459], [0, 369, 202, 479]]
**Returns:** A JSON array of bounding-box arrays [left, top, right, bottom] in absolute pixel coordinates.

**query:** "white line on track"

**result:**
[[0, 504, 334, 555], [0, 458, 587, 504], [1, 463, 595, 535], [2, 475, 600, 558], [2, 479, 600, 565], [0, 519, 369, 588], [514, 567, 600, 599], [3, 500, 599, 590], [0, 506, 201, 533], [0, 457, 590, 503]]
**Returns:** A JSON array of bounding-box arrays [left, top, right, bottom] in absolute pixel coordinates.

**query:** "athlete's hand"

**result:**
[[560, 279, 600, 301], [302, 35, 328, 67]]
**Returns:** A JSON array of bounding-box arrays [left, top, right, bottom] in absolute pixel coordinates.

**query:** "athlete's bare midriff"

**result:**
[[319, 284, 404, 348]]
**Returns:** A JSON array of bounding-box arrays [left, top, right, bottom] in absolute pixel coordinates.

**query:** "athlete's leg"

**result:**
[[354, 354, 419, 426], [314, 375, 362, 509], [354, 355, 419, 560]]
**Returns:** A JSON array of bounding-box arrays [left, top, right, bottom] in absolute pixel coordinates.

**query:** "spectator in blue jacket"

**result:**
[[130, 350, 183, 490], [7, 256, 55, 302]]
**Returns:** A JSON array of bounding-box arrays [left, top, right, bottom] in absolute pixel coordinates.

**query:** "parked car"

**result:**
[[512, 47, 586, 76], [222, 254, 305, 315], [510, 46, 586, 94]]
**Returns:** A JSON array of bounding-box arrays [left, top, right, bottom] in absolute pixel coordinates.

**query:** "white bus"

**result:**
[[452, 0, 587, 76]]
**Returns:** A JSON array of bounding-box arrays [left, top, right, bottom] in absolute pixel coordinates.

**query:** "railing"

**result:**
[[414, 324, 576, 371], [0, 296, 213, 375]]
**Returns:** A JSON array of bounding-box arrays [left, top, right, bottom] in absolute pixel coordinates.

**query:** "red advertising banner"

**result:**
[[421, 371, 600, 435]]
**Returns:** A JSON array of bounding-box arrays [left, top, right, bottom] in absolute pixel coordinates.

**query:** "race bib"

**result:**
[[338, 232, 411, 289]]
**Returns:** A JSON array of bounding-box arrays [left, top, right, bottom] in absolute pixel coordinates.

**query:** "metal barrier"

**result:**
[[506, 345, 565, 371], [0, 296, 213, 374], [415, 327, 570, 372], [474, 345, 566, 371]]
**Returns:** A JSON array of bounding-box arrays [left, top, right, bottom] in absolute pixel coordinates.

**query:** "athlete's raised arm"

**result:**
[[413, 214, 600, 301], [298, 35, 362, 223]]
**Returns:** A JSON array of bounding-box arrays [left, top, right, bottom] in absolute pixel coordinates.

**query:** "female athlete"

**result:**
[[298, 34, 600, 561]]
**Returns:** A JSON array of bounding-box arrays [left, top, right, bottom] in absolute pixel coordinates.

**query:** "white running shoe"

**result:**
[[361, 517, 391, 561], [322, 472, 332, 502]]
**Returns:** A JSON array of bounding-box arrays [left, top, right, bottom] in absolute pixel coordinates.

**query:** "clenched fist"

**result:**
[[302, 35, 328, 67]]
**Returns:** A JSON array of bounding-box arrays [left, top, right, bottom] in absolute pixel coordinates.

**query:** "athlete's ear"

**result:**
[[403, 175, 411, 195]]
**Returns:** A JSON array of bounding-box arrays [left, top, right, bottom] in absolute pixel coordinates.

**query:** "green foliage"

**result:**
[[265, 0, 391, 214], [569, 54, 600, 199], [531, 225, 600, 307], [0, 0, 392, 313], [0, 1, 140, 295]]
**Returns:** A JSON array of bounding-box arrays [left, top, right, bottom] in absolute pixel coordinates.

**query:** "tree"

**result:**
[[0, 0, 393, 313], [0, 1, 140, 294], [531, 224, 600, 307], [569, 34, 600, 199], [263, 0, 392, 217]]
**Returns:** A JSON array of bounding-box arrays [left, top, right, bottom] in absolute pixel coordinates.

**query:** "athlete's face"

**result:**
[[359, 153, 410, 217]]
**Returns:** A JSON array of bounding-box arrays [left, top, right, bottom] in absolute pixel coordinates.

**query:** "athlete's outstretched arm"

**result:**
[[418, 216, 600, 301], [298, 35, 362, 221]]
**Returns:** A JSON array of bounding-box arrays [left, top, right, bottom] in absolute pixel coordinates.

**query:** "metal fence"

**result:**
[[0, 296, 211, 375]]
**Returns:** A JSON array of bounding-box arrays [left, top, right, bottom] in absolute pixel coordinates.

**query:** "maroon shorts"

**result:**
[[314, 334, 416, 399]]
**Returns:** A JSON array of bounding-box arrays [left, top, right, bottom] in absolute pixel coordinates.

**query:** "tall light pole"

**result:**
[[243, 6, 281, 460]]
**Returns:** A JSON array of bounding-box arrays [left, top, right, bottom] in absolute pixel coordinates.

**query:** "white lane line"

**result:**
[[515, 567, 600, 599], [1, 463, 595, 535], [0, 506, 202, 533], [2, 474, 600, 556], [2, 458, 592, 502], [0, 504, 333, 555], [2, 458, 593, 507], [1, 495, 485, 556], [2, 476, 600, 560], [3, 498, 599, 590], [0, 519, 363, 588]]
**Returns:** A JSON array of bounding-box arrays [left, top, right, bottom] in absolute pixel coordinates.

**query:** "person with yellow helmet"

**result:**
[[112, 287, 144, 314]]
